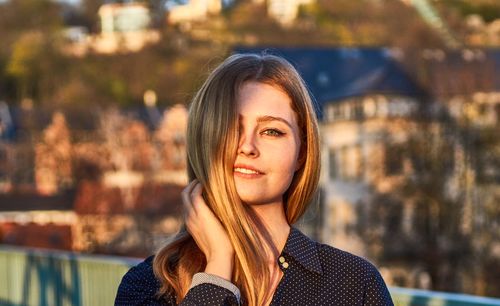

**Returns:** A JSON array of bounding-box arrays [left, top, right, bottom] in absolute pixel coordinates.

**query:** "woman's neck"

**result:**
[[250, 201, 291, 262]]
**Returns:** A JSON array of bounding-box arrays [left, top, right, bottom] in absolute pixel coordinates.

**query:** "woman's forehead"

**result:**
[[236, 82, 296, 121]]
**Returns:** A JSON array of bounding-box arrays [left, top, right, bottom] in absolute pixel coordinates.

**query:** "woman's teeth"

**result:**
[[234, 168, 260, 174]]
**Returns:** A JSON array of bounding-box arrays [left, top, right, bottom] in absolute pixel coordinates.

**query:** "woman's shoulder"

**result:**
[[288, 227, 380, 277], [315, 242, 393, 304], [316, 241, 383, 281], [119, 256, 157, 287], [115, 255, 174, 305]]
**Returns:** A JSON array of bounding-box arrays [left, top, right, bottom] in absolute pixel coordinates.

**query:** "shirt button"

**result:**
[[282, 262, 289, 269], [278, 256, 285, 263]]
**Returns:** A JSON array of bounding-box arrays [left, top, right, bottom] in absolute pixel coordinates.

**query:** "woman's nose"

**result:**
[[238, 134, 259, 157]]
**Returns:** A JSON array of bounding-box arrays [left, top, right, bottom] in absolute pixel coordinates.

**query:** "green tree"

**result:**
[[6, 32, 45, 100], [6, 31, 69, 105]]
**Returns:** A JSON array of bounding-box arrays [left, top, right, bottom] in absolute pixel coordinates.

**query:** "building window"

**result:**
[[337, 145, 364, 181], [326, 104, 335, 122], [329, 149, 338, 179], [346, 145, 363, 180], [385, 144, 405, 176], [334, 104, 343, 120], [353, 102, 364, 120]]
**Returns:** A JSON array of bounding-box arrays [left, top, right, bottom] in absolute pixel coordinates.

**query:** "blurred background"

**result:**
[[0, 0, 499, 305]]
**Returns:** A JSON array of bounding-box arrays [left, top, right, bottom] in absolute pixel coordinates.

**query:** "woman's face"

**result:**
[[233, 81, 302, 206]]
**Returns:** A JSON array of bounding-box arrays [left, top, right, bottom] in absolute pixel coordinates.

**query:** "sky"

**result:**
[[0, 0, 236, 12], [49, 0, 234, 8]]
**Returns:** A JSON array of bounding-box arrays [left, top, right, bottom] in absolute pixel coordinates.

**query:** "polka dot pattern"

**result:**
[[270, 227, 394, 305], [115, 255, 174, 305], [115, 227, 394, 305]]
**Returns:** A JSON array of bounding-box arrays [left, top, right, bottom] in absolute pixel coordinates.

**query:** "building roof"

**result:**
[[234, 47, 428, 108], [419, 49, 500, 96], [235, 47, 500, 105]]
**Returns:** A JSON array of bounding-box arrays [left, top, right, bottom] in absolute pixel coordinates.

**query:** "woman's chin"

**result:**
[[237, 193, 281, 207], [237, 195, 262, 206]]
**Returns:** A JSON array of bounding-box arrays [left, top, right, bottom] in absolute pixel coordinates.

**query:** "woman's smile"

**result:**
[[234, 164, 265, 178]]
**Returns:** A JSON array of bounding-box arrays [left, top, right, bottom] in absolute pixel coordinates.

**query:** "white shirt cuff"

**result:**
[[189, 272, 241, 302]]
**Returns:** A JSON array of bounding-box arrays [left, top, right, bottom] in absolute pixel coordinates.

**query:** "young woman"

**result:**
[[115, 54, 394, 306]]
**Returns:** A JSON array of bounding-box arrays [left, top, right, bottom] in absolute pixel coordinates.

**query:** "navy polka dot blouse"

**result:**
[[115, 227, 394, 305]]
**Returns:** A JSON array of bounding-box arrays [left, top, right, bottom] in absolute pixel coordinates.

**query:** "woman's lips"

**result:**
[[233, 164, 264, 179]]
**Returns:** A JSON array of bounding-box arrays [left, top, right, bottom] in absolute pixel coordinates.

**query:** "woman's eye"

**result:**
[[262, 129, 284, 137]]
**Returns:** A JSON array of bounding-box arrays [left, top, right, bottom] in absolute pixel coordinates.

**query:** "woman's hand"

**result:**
[[182, 180, 234, 281]]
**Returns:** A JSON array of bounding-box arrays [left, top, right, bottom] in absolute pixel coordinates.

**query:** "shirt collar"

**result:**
[[282, 227, 323, 275]]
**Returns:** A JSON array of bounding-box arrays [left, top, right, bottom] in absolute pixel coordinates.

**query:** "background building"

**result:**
[[65, 2, 160, 55], [168, 0, 222, 25]]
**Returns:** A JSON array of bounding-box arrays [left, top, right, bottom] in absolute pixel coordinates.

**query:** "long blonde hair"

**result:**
[[153, 53, 321, 306]]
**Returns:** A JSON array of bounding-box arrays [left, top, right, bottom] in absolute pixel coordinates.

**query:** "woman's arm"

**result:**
[[115, 257, 240, 306], [178, 180, 241, 305]]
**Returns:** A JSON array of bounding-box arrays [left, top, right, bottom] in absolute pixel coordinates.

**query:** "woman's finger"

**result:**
[[182, 180, 198, 218], [190, 182, 204, 212]]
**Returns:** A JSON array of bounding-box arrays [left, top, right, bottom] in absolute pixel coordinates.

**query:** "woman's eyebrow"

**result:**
[[256, 115, 292, 129]]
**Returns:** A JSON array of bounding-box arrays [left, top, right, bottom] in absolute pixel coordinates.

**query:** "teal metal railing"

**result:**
[[391, 287, 500, 306], [0, 246, 140, 306], [1, 245, 499, 306]]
